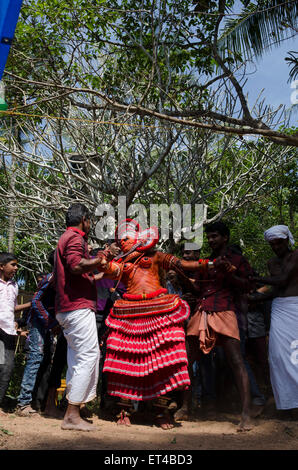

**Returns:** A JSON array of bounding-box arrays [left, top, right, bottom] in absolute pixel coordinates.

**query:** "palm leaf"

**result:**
[[285, 50, 298, 81], [218, 1, 298, 61]]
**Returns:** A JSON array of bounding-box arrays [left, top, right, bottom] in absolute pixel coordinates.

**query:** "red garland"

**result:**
[[123, 288, 168, 301], [198, 258, 215, 263]]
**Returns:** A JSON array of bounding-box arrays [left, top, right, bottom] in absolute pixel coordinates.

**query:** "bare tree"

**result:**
[[3, 0, 298, 145], [0, 0, 297, 276]]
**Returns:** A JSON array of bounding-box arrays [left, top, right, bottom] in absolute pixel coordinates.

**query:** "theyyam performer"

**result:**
[[97, 219, 212, 429]]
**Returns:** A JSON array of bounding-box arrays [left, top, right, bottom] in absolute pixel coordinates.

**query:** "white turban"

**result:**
[[264, 225, 295, 246]]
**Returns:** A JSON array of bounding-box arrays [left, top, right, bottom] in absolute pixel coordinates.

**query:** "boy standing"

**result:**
[[16, 251, 59, 416], [0, 252, 31, 414]]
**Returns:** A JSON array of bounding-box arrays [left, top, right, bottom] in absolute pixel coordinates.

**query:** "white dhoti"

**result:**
[[56, 308, 100, 405], [269, 297, 298, 410]]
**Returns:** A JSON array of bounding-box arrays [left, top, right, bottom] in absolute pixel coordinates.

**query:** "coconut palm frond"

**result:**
[[285, 51, 298, 82], [218, 0, 298, 62]]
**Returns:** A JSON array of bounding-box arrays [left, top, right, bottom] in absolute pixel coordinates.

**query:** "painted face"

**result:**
[[0, 260, 18, 281], [269, 238, 289, 258], [120, 234, 137, 253], [206, 231, 228, 252]]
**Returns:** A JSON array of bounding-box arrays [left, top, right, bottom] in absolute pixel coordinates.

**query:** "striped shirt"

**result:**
[[28, 273, 57, 330]]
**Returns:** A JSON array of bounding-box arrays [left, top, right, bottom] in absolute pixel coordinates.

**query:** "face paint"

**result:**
[[120, 234, 138, 253]]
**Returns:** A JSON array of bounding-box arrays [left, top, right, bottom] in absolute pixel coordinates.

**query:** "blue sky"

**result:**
[[244, 36, 297, 121], [231, 1, 297, 127]]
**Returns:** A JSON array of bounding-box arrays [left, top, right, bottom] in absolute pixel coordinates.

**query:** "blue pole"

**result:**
[[0, 0, 23, 80], [0, 0, 23, 110]]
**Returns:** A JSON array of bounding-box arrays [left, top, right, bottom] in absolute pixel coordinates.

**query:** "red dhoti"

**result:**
[[103, 294, 190, 401], [187, 309, 240, 354]]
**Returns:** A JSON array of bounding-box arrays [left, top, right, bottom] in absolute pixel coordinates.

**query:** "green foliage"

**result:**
[[0, 0, 297, 288], [0, 427, 14, 436]]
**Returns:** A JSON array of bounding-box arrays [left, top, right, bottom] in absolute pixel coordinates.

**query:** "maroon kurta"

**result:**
[[54, 227, 96, 313]]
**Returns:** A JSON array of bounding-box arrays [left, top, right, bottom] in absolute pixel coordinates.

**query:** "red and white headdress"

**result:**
[[115, 218, 159, 252]]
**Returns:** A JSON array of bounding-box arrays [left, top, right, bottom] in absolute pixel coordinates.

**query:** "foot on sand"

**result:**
[[174, 406, 190, 422], [155, 415, 174, 430], [237, 414, 253, 432], [61, 418, 96, 431], [116, 410, 131, 426], [15, 405, 38, 417]]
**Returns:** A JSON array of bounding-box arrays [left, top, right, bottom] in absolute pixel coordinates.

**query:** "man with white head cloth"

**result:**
[[255, 224, 298, 412]]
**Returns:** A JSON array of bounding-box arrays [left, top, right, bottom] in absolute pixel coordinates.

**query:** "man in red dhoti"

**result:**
[[175, 221, 255, 431]]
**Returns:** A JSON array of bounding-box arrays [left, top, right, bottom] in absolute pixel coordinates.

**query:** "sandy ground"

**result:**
[[0, 399, 297, 451]]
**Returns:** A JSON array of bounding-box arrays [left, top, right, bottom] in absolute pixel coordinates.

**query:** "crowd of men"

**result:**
[[0, 203, 297, 433]]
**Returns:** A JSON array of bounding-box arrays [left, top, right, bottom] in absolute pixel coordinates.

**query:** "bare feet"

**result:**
[[117, 411, 131, 426], [155, 415, 174, 430], [174, 406, 190, 422], [15, 405, 38, 417], [61, 403, 96, 431], [237, 414, 253, 432], [0, 409, 7, 416], [61, 417, 96, 431]]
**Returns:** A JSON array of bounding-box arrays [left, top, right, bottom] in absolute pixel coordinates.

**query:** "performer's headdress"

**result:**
[[115, 218, 159, 252]]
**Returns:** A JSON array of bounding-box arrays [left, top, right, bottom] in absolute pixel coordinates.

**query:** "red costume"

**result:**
[[99, 220, 208, 402]]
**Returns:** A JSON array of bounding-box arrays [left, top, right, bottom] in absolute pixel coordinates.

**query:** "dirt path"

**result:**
[[0, 405, 297, 451]]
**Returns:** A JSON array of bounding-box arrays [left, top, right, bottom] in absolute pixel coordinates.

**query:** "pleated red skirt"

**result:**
[[103, 294, 190, 401]]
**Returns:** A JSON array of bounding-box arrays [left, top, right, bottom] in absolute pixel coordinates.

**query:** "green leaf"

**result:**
[[0, 427, 14, 436]]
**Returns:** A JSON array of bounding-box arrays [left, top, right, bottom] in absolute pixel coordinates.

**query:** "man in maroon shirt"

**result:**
[[54, 203, 109, 432], [175, 221, 254, 431]]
